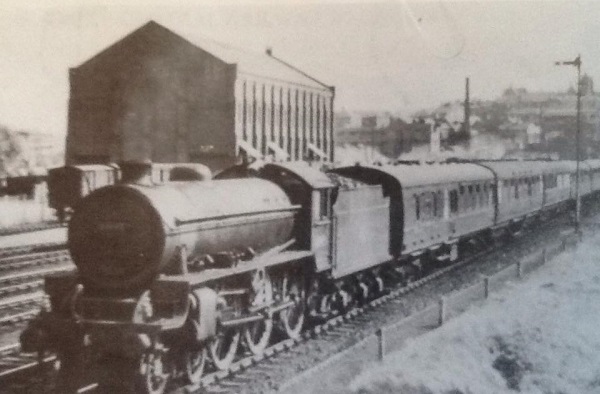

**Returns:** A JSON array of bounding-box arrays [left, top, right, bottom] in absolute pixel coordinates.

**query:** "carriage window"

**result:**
[[467, 185, 473, 208], [423, 193, 433, 220], [483, 184, 488, 206], [415, 194, 420, 220], [514, 180, 519, 199], [469, 185, 477, 209], [435, 190, 444, 217], [450, 190, 458, 214], [527, 179, 533, 196]]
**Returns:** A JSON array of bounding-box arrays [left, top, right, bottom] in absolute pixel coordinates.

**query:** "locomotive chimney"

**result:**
[[266, 47, 273, 56]]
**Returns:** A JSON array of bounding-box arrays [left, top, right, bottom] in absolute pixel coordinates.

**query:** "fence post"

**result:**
[[517, 261, 522, 278], [438, 297, 446, 326], [376, 328, 385, 362], [484, 277, 490, 299]]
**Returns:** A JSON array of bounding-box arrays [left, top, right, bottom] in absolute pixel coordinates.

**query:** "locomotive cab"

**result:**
[[249, 162, 338, 272]]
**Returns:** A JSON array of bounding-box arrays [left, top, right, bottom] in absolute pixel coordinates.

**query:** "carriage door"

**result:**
[[311, 188, 334, 271]]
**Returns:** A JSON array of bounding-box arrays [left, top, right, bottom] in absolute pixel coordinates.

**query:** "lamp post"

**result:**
[[555, 55, 582, 232]]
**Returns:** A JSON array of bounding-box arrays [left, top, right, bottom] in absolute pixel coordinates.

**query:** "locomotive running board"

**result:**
[[168, 250, 314, 287]]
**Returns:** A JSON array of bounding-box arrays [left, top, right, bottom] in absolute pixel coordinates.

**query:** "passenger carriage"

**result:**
[[539, 160, 574, 209], [587, 159, 600, 193], [570, 160, 593, 198], [330, 162, 495, 263], [478, 161, 544, 225]]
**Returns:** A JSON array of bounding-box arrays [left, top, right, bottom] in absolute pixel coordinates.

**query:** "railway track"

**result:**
[[0, 344, 56, 379], [0, 248, 72, 326], [0, 275, 72, 326], [0, 222, 65, 237], [0, 212, 580, 393], [0, 242, 67, 260], [0, 247, 74, 392]]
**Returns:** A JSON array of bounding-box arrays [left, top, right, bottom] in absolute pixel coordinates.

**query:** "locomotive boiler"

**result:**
[[69, 179, 297, 290]]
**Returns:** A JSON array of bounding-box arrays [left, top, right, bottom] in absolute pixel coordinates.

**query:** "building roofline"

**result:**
[[267, 52, 335, 93], [73, 20, 333, 93]]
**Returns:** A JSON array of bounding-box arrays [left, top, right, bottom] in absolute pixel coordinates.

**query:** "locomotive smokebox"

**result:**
[[69, 179, 297, 291]]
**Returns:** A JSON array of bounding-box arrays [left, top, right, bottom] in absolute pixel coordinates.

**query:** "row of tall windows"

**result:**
[[458, 183, 491, 211], [414, 182, 492, 222], [544, 173, 570, 189], [235, 79, 332, 161], [503, 177, 540, 200], [414, 191, 444, 221]]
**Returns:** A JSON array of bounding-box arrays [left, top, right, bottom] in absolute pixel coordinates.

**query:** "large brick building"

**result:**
[[66, 21, 334, 170]]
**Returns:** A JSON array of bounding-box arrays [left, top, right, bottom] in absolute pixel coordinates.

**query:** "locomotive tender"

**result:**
[[21, 159, 600, 393]]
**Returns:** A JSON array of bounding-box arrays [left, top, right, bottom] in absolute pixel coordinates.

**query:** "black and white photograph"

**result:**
[[0, 0, 600, 393]]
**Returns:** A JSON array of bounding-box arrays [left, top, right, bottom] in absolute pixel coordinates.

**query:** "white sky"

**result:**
[[1, 0, 599, 135]]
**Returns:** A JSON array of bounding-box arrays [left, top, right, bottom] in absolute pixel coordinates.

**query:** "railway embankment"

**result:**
[[280, 227, 584, 394]]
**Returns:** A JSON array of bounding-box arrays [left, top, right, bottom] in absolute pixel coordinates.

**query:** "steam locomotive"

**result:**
[[21, 159, 600, 393]]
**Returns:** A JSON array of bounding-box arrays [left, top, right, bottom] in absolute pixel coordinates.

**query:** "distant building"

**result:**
[[66, 21, 334, 171], [334, 109, 392, 131], [430, 101, 481, 137], [526, 123, 542, 145], [335, 111, 428, 158], [499, 76, 600, 158]]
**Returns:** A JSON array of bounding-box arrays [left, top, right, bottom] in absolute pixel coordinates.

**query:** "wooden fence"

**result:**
[[280, 229, 580, 393]]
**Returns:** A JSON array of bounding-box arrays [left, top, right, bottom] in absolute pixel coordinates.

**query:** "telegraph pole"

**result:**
[[464, 77, 471, 138], [555, 55, 582, 232]]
